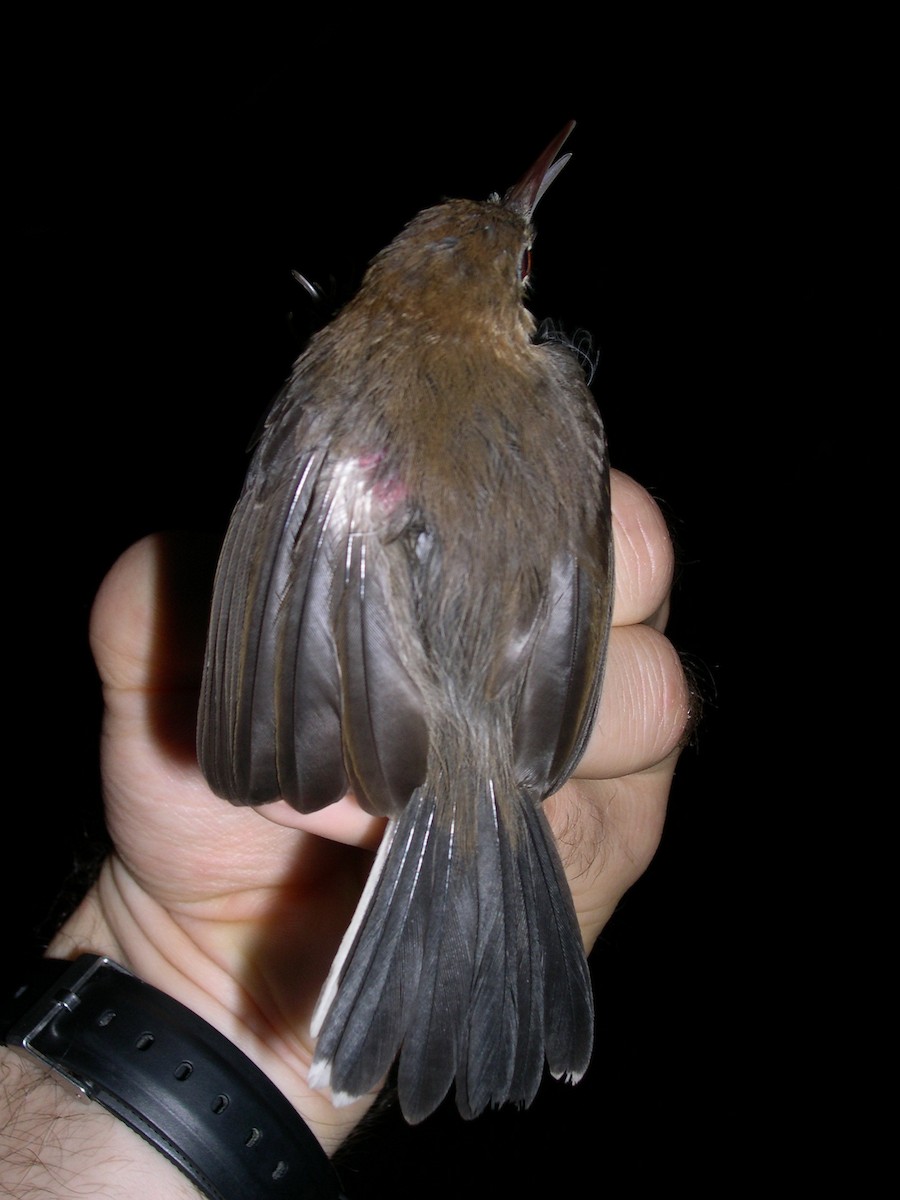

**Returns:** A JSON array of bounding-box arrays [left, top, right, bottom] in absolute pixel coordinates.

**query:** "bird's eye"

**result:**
[[519, 246, 532, 282]]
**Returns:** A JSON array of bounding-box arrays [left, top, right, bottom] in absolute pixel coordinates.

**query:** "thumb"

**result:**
[[89, 531, 218, 692], [89, 531, 219, 763]]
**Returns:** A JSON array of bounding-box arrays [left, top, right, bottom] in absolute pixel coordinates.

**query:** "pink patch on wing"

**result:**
[[357, 451, 408, 514]]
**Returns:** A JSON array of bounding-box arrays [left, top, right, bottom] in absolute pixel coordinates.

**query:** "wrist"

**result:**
[[44, 859, 373, 1154], [2, 953, 349, 1199], [1, 1046, 203, 1198]]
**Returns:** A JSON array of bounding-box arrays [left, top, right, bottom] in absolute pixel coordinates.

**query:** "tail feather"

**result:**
[[309, 792, 435, 1098], [523, 802, 594, 1078], [310, 781, 593, 1123], [455, 782, 534, 1119], [502, 806, 551, 1109], [396, 798, 472, 1121]]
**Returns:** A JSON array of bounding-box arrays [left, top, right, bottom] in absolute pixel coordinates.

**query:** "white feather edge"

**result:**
[[307, 816, 400, 1091]]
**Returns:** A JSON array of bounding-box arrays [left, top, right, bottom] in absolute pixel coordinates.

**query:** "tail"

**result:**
[[308, 781, 593, 1124]]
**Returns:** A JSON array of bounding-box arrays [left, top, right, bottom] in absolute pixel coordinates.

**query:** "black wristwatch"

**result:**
[[1, 954, 345, 1200]]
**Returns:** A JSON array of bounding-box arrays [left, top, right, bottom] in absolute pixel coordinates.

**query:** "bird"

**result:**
[[196, 120, 614, 1125]]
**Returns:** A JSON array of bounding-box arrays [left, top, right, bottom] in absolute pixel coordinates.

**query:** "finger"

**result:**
[[90, 531, 217, 692], [609, 469, 675, 630], [256, 795, 386, 852], [575, 623, 691, 780]]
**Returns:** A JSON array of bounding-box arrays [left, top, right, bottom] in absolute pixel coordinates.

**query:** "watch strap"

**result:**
[[2, 954, 345, 1200]]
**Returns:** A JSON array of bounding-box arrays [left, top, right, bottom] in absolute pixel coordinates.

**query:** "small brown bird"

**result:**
[[197, 122, 613, 1124]]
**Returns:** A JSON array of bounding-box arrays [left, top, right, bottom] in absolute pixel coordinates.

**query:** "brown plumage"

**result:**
[[197, 122, 613, 1123]]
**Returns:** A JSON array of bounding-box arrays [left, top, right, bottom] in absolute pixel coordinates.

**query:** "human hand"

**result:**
[[46, 467, 689, 1155]]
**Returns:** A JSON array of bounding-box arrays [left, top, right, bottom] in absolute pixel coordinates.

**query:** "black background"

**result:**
[[5, 11, 864, 1195]]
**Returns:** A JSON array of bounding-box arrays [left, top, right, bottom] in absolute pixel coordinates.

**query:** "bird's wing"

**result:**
[[197, 388, 429, 815], [513, 496, 614, 800]]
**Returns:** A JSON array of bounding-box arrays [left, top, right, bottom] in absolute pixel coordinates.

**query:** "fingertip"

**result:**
[[89, 531, 218, 690], [579, 623, 692, 780], [256, 795, 386, 851], [610, 469, 676, 628]]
